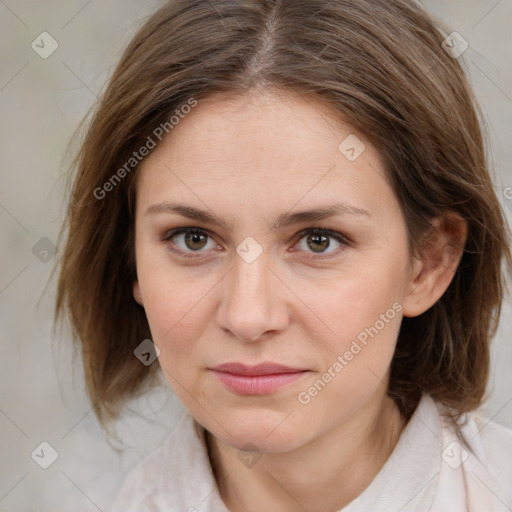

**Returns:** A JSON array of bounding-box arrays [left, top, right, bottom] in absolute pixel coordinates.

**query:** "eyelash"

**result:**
[[160, 227, 351, 260]]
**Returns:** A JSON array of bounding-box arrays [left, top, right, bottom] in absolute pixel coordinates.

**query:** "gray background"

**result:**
[[0, 1, 511, 510]]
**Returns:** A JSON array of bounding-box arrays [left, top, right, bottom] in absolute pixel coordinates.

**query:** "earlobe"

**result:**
[[402, 211, 468, 318], [133, 280, 144, 306]]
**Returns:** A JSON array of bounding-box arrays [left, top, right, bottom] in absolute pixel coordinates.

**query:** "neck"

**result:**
[[205, 390, 407, 512]]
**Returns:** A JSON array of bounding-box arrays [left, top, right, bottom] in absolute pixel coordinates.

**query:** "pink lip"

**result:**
[[209, 362, 309, 395]]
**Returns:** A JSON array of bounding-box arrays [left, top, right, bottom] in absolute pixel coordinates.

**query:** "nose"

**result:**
[[215, 251, 289, 343]]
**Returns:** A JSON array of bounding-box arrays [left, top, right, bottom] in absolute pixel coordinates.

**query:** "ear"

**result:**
[[133, 280, 144, 307], [402, 210, 468, 318]]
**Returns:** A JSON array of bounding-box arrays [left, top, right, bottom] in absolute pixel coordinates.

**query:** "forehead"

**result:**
[[158, 89, 366, 162], [135, 89, 394, 221]]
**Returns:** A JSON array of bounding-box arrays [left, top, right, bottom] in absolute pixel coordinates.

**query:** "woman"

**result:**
[[54, 0, 512, 510]]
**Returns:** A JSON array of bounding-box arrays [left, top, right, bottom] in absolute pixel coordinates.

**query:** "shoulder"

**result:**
[[109, 435, 166, 512], [470, 410, 512, 487], [433, 398, 512, 511], [109, 411, 225, 512], [109, 411, 190, 512]]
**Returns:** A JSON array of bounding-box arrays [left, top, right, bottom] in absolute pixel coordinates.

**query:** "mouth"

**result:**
[[208, 362, 310, 395]]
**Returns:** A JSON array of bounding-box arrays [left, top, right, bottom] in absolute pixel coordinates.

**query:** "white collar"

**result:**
[[115, 394, 502, 511]]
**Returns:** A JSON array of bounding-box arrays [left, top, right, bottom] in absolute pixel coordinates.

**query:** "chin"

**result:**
[[210, 408, 307, 453]]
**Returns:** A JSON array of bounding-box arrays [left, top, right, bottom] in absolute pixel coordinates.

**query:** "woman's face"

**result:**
[[133, 89, 417, 452]]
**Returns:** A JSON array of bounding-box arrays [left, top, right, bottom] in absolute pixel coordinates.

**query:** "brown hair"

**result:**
[[54, 0, 512, 431]]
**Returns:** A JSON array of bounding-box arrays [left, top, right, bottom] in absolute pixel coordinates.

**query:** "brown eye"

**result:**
[[183, 229, 209, 251], [163, 228, 217, 255], [294, 228, 350, 257], [306, 232, 330, 253]]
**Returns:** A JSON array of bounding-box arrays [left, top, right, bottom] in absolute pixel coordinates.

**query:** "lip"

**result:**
[[210, 362, 307, 376], [209, 362, 310, 395]]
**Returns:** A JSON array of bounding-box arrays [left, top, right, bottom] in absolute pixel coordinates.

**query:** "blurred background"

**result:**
[[0, 1, 511, 510]]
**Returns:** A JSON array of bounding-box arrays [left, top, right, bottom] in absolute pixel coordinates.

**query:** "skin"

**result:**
[[132, 89, 467, 511]]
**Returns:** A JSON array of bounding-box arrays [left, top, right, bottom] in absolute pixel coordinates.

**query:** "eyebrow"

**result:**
[[145, 201, 371, 231]]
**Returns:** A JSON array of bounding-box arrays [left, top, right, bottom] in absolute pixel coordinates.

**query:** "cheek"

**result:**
[[310, 256, 406, 387], [323, 300, 401, 385], [135, 254, 213, 355], [320, 266, 404, 345], [140, 279, 209, 396], [297, 308, 401, 426]]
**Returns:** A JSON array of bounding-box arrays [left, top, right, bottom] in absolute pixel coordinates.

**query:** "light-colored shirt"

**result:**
[[110, 394, 512, 511]]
